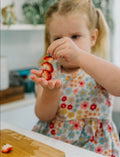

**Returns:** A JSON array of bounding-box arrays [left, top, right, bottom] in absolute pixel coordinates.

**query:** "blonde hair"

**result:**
[[39, 0, 110, 66]]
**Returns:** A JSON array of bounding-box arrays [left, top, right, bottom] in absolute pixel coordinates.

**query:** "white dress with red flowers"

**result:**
[[32, 66, 120, 157]]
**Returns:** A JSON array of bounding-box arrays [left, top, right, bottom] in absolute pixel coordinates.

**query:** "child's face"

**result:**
[[48, 13, 98, 69], [49, 13, 97, 52]]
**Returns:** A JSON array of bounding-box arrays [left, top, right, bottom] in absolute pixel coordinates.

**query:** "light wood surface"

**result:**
[[0, 129, 65, 157]]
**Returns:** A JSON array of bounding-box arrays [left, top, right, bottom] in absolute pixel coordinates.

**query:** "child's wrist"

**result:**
[[77, 50, 88, 68], [43, 87, 61, 96], [77, 51, 82, 67]]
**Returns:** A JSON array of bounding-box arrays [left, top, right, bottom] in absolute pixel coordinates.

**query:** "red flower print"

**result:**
[[111, 155, 115, 157], [67, 104, 73, 110], [73, 122, 80, 130], [62, 96, 67, 101], [106, 99, 111, 107], [51, 129, 56, 135], [95, 146, 103, 154], [79, 80, 85, 87], [73, 88, 79, 94], [90, 136, 94, 142], [61, 103, 66, 108], [81, 101, 89, 110], [107, 124, 112, 133], [90, 104, 97, 111], [99, 122, 103, 129], [50, 123, 54, 129]]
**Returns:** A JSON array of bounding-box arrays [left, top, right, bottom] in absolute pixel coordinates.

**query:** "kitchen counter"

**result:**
[[1, 122, 105, 157]]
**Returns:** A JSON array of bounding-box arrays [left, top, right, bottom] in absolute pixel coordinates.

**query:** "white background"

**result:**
[[113, 0, 120, 66], [1, 0, 44, 70]]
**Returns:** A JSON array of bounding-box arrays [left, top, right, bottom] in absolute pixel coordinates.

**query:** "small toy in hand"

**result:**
[[1, 144, 13, 153], [40, 55, 54, 80]]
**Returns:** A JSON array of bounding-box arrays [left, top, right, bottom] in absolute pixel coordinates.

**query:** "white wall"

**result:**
[[1, 0, 45, 71], [113, 0, 120, 66], [1, 30, 44, 70]]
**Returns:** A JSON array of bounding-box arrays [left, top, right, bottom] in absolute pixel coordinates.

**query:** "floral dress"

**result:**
[[32, 62, 120, 157]]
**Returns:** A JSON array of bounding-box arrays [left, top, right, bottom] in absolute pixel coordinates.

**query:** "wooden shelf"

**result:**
[[1, 24, 45, 31], [1, 93, 36, 112]]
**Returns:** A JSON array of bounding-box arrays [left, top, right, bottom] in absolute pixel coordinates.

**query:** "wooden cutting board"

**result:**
[[0, 129, 65, 157]]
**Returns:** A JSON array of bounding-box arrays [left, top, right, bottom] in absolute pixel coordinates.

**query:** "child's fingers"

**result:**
[[30, 75, 36, 80], [47, 79, 61, 89], [31, 71, 62, 89], [47, 38, 65, 57], [48, 80, 55, 89], [53, 45, 65, 59], [31, 75, 40, 84], [54, 49, 67, 60], [55, 79, 62, 88], [31, 69, 41, 77], [31, 75, 48, 86], [39, 78, 48, 87]]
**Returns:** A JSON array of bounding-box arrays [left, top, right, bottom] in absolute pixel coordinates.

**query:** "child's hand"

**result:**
[[47, 37, 81, 66], [31, 69, 62, 90]]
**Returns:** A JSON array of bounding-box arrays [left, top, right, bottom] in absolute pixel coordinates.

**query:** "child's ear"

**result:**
[[91, 28, 98, 47]]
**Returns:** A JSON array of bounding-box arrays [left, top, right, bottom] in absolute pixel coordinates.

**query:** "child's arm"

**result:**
[[31, 69, 62, 121], [77, 52, 120, 96], [48, 37, 120, 96]]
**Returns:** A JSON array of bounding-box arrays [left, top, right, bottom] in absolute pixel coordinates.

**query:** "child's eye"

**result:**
[[71, 35, 80, 39], [54, 37, 62, 41]]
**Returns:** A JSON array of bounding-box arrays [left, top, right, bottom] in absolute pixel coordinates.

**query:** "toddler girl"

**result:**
[[31, 0, 120, 156]]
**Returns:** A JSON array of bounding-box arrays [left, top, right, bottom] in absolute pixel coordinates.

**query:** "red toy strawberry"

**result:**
[[40, 69, 52, 80], [43, 56, 53, 63], [41, 62, 53, 72], [1, 144, 13, 153], [40, 55, 54, 80]]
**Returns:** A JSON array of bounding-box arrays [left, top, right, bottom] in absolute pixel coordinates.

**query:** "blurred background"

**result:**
[[0, 0, 120, 138]]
